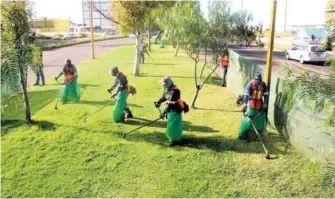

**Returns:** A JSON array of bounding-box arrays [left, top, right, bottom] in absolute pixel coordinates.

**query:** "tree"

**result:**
[[324, 0, 335, 50], [1, 0, 38, 125], [229, 10, 254, 47], [157, 2, 196, 56], [146, 2, 175, 51], [158, 1, 233, 107], [187, 1, 233, 108], [92, 0, 159, 76]]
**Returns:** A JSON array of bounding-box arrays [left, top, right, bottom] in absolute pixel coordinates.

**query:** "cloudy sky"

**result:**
[[33, 0, 327, 31]]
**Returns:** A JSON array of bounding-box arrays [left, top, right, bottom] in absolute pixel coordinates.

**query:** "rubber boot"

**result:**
[[125, 107, 133, 118], [120, 112, 125, 122]]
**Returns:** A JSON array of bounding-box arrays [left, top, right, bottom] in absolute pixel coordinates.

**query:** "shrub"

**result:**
[[35, 33, 52, 40]]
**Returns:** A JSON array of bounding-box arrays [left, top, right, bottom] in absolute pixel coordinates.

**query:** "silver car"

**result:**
[[285, 44, 327, 64], [63, 33, 76, 40]]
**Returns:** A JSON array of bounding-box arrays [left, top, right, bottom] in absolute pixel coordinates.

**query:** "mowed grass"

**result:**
[[1, 45, 334, 198]]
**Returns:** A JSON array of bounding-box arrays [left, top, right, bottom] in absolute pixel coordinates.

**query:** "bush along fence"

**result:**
[[227, 49, 335, 164]]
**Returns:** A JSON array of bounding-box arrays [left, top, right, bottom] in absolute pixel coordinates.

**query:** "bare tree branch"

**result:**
[[91, 1, 127, 29], [199, 42, 208, 81], [201, 64, 219, 89], [194, 60, 199, 88]]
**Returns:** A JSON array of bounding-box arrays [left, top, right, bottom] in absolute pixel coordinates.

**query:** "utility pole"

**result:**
[[284, 0, 288, 32], [264, 0, 277, 97], [89, 0, 95, 59]]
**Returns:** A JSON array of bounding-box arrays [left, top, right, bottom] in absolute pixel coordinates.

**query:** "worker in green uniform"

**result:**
[[108, 66, 133, 122], [55, 59, 81, 104], [154, 76, 189, 146], [238, 72, 269, 141]]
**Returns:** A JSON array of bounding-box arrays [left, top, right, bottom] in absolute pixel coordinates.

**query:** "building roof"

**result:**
[[303, 28, 328, 38]]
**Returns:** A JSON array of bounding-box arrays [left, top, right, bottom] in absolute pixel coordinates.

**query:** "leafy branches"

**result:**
[[282, 65, 335, 127]]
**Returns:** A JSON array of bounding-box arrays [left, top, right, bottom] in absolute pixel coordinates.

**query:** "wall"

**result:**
[[227, 49, 335, 163]]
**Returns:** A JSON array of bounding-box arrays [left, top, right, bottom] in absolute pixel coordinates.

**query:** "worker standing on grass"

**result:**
[[33, 51, 45, 86], [154, 76, 189, 146], [140, 44, 151, 64], [238, 72, 269, 141], [220, 50, 229, 87], [55, 59, 81, 104], [108, 66, 136, 123]]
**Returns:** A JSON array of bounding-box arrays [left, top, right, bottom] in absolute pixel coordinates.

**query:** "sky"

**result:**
[[33, 0, 327, 31]]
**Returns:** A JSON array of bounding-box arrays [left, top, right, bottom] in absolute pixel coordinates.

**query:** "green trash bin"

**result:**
[[159, 41, 165, 48]]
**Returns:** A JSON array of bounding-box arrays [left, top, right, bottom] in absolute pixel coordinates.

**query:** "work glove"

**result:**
[[154, 101, 161, 108], [111, 93, 118, 99], [242, 104, 247, 113], [160, 110, 167, 119]]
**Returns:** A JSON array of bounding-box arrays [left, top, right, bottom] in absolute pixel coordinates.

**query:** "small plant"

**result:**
[[35, 33, 52, 40]]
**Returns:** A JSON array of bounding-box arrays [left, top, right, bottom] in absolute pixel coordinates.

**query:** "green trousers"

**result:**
[[113, 90, 128, 123], [238, 107, 266, 141], [60, 80, 81, 102], [166, 111, 183, 142]]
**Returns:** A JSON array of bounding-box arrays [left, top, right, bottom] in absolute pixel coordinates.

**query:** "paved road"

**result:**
[[230, 45, 331, 75], [28, 38, 135, 87]]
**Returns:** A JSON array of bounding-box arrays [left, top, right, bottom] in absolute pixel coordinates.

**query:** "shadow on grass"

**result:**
[[1, 120, 58, 136], [47, 83, 99, 89], [206, 76, 222, 87], [144, 63, 179, 66], [2, 89, 59, 121], [139, 74, 194, 79], [194, 107, 242, 113], [124, 131, 286, 155], [76, 100, 144, 108], [126, 117, 219, 133]]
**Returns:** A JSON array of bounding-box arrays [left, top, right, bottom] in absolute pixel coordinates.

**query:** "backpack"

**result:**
[[127, 85, 137, 95], [182, 101, 189, 113]]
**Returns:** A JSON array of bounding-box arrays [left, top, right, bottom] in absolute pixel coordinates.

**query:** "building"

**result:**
[[82, 0, 115, 33], [292, 27, 328, 45], [31, 18, 70, 33]]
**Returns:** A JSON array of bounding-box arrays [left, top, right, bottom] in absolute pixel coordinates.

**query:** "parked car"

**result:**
[[63, 33, 76, 40], [285, 44, 327, 64], [104, 32, 114, 36], [129, 33, 136, 39]]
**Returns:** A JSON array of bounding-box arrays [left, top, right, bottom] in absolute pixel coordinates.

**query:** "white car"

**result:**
[[129, 34, 136, 39], [63, 33, 76, 40], [285, 44, 327, 64]]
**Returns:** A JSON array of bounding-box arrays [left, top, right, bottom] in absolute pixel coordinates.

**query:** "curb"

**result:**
[[41, 36, 127, 51]]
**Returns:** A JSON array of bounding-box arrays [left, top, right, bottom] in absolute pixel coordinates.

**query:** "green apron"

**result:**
[[238, 107, 266, 141], [166, 111, 183, 142], [113, 89, 128, 123], [60, 80, 81, 102]]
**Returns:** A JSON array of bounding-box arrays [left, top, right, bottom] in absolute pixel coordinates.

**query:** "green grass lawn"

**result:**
[[1, 45, 334, 197]]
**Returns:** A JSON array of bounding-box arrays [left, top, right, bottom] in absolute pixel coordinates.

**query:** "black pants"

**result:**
[[34, 66, 45, 85], [140, 53, 145, 64], [221, 66, 228, 85]]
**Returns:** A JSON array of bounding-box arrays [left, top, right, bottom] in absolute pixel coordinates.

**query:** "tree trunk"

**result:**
[[18, 59, 32, 125], [155, 30, 163, 44], [175, 45, 179, 57], [191, 86, 201, 108], [133, 36, 141, 76], [148, 19, 151, 51], [192, 59, 199, 108]]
